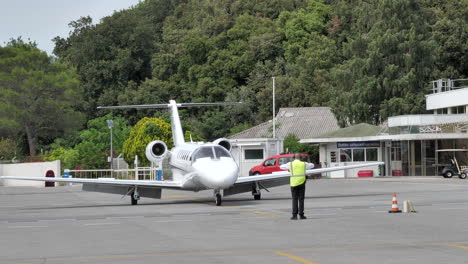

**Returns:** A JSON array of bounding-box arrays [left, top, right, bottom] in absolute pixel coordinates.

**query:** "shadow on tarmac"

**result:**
[[22, 192, 393, 210]]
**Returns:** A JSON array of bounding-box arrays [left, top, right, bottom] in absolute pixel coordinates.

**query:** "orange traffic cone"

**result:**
[[388, 193, 402, 213]]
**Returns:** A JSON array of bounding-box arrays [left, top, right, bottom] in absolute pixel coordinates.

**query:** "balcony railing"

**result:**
[[431, 78, 468, 94]]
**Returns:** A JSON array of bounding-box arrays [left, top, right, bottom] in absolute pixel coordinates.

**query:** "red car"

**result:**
[[249, 153, 309, 175]]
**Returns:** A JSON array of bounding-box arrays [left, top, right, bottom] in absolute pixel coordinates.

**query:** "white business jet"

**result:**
[[0, 100, 383, 206]]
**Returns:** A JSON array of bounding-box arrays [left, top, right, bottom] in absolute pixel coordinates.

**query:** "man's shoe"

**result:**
[[290, 215, 298, 220], [300, 215, 307, 220]]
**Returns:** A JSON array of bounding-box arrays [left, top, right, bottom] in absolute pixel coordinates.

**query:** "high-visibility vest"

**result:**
[[290, 159, 306, 187]]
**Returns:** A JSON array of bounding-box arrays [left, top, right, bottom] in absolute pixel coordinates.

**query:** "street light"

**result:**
[[106, 120, 114, 178], [272, 77, 276, 139]]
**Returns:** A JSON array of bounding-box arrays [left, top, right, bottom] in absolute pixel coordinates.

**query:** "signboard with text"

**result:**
[[337, 141, 380, 148]]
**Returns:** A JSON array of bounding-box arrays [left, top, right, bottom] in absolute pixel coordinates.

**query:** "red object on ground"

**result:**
[[392, 170, 402, 176], [45, 170, 55, 187], [357, 170, 373, 177]]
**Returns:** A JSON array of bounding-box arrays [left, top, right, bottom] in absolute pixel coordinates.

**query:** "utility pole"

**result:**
[[272, 76, 276, 139], [106, 120, 114, 178]]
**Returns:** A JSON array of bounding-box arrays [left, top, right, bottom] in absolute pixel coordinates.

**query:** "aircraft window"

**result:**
[[214, 146, 231, 159], [193, 147, 214, 161]]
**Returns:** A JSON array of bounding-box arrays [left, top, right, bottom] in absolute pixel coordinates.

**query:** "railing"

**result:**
[[431, 78, 468, 94], [67, 167, 162, 181]]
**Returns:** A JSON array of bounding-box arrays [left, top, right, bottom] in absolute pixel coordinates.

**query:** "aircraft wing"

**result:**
[[235, 162, 384, 184], [0, 176, 183, 188], [223, 162, 384, 196]]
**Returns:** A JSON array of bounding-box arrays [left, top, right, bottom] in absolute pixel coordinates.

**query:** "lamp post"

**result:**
[[272, 76, 276, 139], [106, 120, 114, 178]]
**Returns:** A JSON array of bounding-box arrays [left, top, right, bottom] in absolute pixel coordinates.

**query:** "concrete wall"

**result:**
[[0, 160, 61, 187]]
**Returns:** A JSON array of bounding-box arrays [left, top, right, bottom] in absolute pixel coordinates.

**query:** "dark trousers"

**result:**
[[290, 183, 305, 216]]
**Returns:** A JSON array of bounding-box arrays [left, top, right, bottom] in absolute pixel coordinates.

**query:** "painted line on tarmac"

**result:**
[[275, 251, 319, 264], [10, 242, 468, 263], [448, 244, 468, 250]]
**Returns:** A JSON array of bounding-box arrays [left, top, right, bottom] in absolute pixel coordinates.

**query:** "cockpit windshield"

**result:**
[[192, 146, 232, 162], [214, 146, 231, 158]]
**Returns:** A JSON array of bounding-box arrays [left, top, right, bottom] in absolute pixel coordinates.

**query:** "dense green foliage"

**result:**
[[4, 0, 468, 167], [45, 115, 131, 169], [123, 117, 173, 167], [0, 38, 84, 156], [0, 138, 18, 160], [283, 134, 319, 162], [53, 0, 468, 130]]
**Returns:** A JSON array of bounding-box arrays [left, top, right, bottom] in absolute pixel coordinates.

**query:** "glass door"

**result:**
[[423, 140, 436, 176]]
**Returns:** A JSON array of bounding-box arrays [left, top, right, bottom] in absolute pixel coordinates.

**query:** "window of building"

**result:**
[[366, 148, 378, 161], [436, 108, 448, 115], [244, 149, 264, 160], [391, 141, 401, 161], [340, 149, 352, 162], [339, 148, 378, 162], [353, 149, 365, 161], [453, 106, 466, 114]]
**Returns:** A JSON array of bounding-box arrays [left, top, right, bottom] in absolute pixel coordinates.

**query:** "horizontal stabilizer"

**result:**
[[97, 102, 242, 109]]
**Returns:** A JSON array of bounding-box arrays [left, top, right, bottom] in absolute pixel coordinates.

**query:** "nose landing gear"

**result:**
[[125, 186, 140, 205], [214, 190, 222, 206]]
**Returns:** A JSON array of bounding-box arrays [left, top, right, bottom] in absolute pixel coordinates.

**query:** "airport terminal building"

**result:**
[[301, 79, 468, 177]]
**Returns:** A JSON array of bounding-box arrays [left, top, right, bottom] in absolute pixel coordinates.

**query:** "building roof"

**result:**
[[229, 107, 339, 139], [316, 123, 384, 138]]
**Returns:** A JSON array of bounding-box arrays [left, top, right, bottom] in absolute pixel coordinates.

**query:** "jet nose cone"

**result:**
[[193, 158, 239, 189]]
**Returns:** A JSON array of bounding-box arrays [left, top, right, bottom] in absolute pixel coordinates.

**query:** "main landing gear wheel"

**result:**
[[254, 193, 261, 200], [131, 192, 140, 205], [215, 193, 222, 206]]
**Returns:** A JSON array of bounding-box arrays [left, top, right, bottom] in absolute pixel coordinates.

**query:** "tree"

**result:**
[[45, 114, 131, 170], [0, 138, 18, 160], [74, 115, 130, 169], [123, 117, 173, 166], [327, 0, 436, 125], [283, 134, 318, 163], [0, 38, 84, 156]]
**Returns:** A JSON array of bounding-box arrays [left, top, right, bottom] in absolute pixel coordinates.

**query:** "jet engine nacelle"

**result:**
[[213, 138, 232, 152], [145, 140, 168, 162]]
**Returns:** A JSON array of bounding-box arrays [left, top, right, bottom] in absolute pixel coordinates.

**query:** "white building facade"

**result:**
[[302, 79, 468, 177]]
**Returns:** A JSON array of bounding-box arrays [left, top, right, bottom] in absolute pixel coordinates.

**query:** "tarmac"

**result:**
[[1, 177, 468, 264]]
